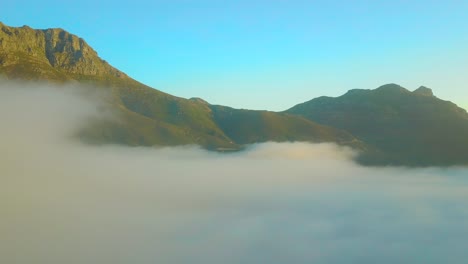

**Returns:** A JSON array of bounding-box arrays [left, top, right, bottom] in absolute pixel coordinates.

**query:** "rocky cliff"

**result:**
[[0, 22, 124, 79]]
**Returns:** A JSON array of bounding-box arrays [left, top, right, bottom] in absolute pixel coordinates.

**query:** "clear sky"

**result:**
[[2, 0, 468, 110]]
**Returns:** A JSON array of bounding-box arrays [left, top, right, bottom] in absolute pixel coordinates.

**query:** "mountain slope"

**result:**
[[0, 22, 235, 147], [210, 105, 358, 145], [287, 84, 468, 166], [0, 22, 361, 152]]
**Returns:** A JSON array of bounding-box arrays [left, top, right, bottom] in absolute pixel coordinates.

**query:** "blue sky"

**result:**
[[3, 0, 468, 110]]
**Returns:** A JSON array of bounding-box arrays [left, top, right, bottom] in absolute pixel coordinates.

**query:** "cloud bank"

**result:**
[[1, 81, 468, 264]]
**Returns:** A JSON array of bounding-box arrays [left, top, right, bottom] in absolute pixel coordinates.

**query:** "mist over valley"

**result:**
[[2, 82, 468, 264]]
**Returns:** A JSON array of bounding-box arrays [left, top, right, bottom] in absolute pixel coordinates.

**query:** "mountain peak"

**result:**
[[189, 97, 209, 105], [0, 22, 126, 80], [375, 83, 409, 93], [413, 86, 434, 97], [286, 83, 468, 166]]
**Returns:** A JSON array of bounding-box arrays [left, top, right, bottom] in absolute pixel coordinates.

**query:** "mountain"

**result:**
[[4, 22, 467, 167], [287, 84, 468, 166], [0, 22, 361, 152]]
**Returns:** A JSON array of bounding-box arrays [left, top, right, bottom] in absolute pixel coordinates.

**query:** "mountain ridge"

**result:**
[[286, 84, 468, 166], [2, 22, 468, 166], [0, 22, 364, 155]]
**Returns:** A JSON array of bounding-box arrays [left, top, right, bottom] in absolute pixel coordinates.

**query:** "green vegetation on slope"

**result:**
[[210, 105, 359, 145], [0, 22, 238, 149], [0, 22, 359, 153], [287, 84, 468, 166], [5, 22, 465, 166]]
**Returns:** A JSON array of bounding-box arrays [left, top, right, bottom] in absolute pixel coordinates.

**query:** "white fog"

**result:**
[[1, 81, 468, 264]]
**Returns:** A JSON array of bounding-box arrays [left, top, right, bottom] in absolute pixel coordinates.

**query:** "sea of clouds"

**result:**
[[1, 81, 468, 264]]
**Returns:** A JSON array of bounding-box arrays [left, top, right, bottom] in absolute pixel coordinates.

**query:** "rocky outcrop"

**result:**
[[413, 86, 434, 97], [0, 22, 125, 78]]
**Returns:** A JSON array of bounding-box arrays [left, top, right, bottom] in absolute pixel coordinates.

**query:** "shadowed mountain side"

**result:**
[[287, 84, 468, 166], [0, 22, 362, 152], [210, 105, 360, 145]]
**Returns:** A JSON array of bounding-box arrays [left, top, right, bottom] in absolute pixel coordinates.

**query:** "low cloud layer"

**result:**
[[1, 81, 468, 264]]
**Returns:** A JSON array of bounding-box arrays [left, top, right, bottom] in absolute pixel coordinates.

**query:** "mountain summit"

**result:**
[[287, 84, 468, 166], [0, 23, 125, 80], [413, 86, 434, 96]]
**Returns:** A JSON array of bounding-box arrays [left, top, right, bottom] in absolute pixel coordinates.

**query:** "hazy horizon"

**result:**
[[2, 81, 468, 264]]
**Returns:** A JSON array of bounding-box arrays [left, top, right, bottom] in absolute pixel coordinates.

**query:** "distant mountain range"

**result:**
[[1, 22, 467, 166]]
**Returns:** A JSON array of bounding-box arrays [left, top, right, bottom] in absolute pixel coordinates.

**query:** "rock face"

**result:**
[[0, 22, 124, 78]]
